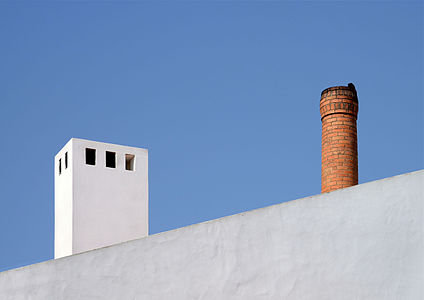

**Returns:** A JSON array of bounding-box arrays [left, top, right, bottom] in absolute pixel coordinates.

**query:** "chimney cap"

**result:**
[[321, 83, 358, 102]]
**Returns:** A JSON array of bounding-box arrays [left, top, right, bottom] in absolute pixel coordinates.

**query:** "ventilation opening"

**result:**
[[106, 151, 116, 168], [86, 148, 96, 165], [59, 159, 62, 175], [65, 152, 68, 169], [125, 154, 135, 171]]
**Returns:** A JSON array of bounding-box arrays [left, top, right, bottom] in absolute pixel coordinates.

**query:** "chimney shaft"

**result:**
[[320, 84, 359, 193]]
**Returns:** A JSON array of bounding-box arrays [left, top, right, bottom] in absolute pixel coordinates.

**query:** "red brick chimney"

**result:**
[[320, 84, 358, 193]]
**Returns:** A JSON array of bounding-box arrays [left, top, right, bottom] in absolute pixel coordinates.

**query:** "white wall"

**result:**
[[2, 170, 423, 299], [55, 138, 148, 258], [54, 139, 73, 258]]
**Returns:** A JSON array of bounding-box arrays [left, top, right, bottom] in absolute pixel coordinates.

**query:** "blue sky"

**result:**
[[0, 1, 422, 272]]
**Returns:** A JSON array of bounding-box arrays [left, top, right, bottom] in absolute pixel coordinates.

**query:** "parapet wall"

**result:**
[[0, 170, 422, 300]]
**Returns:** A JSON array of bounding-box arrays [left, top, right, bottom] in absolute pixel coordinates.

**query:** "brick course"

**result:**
[[320, 84, 358, 193]]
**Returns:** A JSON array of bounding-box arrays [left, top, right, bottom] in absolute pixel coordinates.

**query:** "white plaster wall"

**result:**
[[54, 139, 73, 258], [55, 138, 148, 258], [3, 170, 423, 299]]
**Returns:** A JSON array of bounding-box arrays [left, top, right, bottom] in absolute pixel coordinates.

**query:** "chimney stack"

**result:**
[[320, 84, 358, 193]]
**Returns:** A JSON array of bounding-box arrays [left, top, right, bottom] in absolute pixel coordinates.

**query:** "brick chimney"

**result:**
[[320, 84, 358, 193]]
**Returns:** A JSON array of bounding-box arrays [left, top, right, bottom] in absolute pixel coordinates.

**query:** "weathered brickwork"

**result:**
[[320, 85, 358, 193]]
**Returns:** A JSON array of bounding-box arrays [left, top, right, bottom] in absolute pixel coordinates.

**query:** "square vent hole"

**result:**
[[125, 154, 135, 171], [106, 151, 116, 168], [86, 148, 96, 165], [65, 152, 68, 169]]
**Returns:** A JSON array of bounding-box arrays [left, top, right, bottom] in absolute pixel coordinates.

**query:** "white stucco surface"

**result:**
[[54, 139, 74, 258], [54, 138, 148, 258], [2, 170, 423, 299]]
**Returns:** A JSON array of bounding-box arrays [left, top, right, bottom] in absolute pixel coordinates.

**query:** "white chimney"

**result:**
[[54, 138, 148, 258]]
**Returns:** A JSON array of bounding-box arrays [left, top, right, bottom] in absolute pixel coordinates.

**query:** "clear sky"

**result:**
[[0, 1, 422, 272]]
